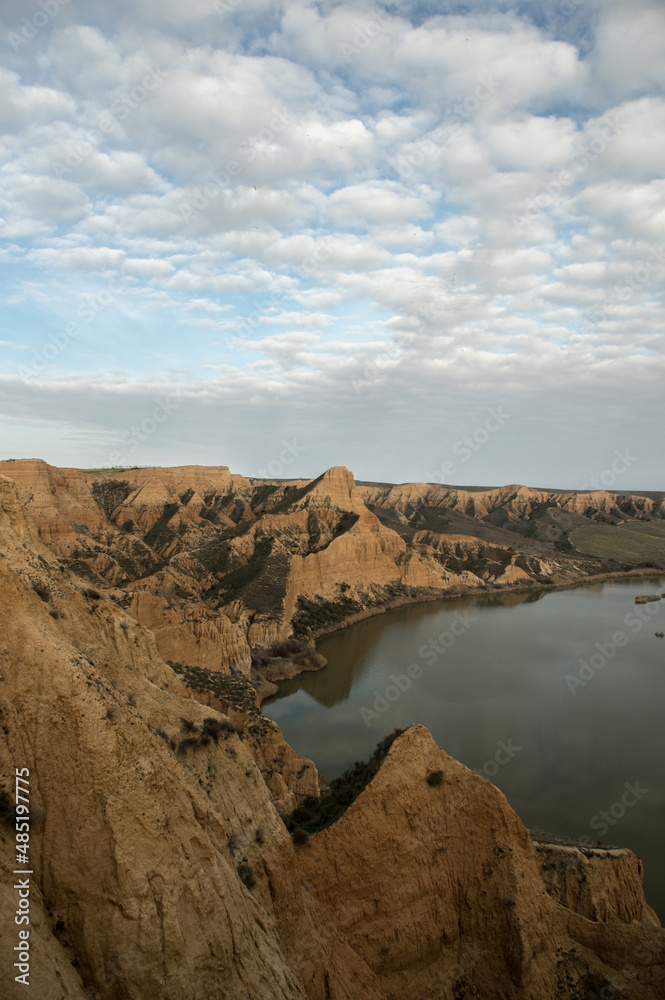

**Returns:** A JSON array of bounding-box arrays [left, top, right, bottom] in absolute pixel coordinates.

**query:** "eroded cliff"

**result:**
[[0, 465, 664, 998]]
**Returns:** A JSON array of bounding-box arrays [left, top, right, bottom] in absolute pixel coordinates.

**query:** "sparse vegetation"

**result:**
[[255, 826, 265, 845], [291, 828, 310, 847], [283, 729, 404, 834], [0, 789, 15, 826], [237, 862, 256, 889], [31, 580, 51, 602], [168, 661, 256, 713], [426, 770, 444, 787]]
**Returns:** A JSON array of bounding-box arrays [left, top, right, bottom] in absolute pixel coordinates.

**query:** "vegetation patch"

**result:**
[[283, 729, 404, 834], [91, 479, 133, 518], [31, 580, 51, 602], [168, 661, 257, 713], [570, 522, 665, 566], [143, 502, 179, 552], [237, 863, 256, 889], [251, 638, 325, 671], [292, 593, 363, 638], [211, 536, 290, 615]]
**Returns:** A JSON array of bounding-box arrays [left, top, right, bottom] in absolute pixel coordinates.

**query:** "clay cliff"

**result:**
[[0, 474, 663, 999], [2, 460, 662, 686]]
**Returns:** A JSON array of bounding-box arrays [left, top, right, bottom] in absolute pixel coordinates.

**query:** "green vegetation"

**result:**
[[570, 522, 665, 566], [31, 580, 51, 602], [251, 637, 325, 671], [78, 467, 135, 474], [143, 501, 179, 551], [292, 593, 363, 637], [283, 729, 404, 834], [168, 661, 256, 713], [237, 863, 256, 889]]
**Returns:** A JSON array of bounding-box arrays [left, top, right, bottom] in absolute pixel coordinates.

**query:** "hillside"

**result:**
[[1, 460, 662, 698], [1, 469, 664, 998]]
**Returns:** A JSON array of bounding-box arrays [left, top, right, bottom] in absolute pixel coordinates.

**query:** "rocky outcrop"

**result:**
[[0, 473, 663, 999], [534, 843, 660, 926], [296, 726, 665, 1000], [1, 459, 663, 682]]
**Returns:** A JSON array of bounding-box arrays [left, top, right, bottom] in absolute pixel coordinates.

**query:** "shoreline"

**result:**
[[257, 567, 664, 703]]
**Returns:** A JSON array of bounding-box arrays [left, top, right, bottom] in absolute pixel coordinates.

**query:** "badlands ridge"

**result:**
[[0, 460, 664, 999]]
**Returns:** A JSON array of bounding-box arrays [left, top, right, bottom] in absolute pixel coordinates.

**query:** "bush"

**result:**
[[283, 729, 405, 834], [237, 863, 256, 889], [426, 770, 444, 787], [180, 718, 198, 734], [255, 826, 265, 845], [267, 638, 325, 670], [291, 828, 310, 847], [0, 790, 15, 826], [201, 717, 236, 741], [31, 581, 51, 602], [83, 588, 101, 600]]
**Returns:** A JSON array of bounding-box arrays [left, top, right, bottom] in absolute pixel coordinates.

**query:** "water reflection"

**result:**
[[263, 577, 665, 917]]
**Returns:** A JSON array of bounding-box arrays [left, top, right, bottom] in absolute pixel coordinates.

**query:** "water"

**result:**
[[263, 578, 665, 918]]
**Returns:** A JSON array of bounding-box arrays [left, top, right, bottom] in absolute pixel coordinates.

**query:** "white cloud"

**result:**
[[0, 0, 663, 487]]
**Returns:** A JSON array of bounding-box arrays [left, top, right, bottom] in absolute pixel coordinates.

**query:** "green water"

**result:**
[[263, 578, 665, 918]]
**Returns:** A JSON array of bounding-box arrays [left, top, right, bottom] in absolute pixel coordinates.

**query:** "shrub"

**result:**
[[237, 863, 256, 889], [201, 717, 227, 742], [426, 770, 444, 787], [291, 828, 310, 847], [154, 728, 176, 750], [255, 826, 265, 845], [180, 718, 198, 734], [0, 790, 15, 826], [83, 588, 101, 600], [31, 581, 51, 602], [176, 736, 199, 755], [228, 831, 242, 853], [283, 729, 405, 835]]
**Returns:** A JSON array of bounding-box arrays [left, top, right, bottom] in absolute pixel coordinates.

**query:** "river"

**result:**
[[263, 577, 665, 917]]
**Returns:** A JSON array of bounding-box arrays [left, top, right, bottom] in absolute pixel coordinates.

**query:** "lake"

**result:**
[[263, 577, 665, 918]]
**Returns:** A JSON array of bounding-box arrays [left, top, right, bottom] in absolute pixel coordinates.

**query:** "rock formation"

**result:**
[[3, 459, 662, 686], [0, 474, 663, 1000]]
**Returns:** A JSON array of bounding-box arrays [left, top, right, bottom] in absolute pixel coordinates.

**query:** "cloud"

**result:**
[[0, 0, 663, 487]]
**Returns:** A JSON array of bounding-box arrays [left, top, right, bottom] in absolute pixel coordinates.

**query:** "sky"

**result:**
[[0, 0, 663, 489]]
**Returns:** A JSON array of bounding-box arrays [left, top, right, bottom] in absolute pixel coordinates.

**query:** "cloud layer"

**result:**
[[0, 0, 663, 487]]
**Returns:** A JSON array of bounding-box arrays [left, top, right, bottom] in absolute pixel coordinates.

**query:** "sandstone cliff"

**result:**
[[0, 479, 663, 1000], [4, 459, 658, 686]]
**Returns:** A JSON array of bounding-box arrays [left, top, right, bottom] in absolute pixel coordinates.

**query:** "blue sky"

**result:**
[[0, 0, 663, 487]]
